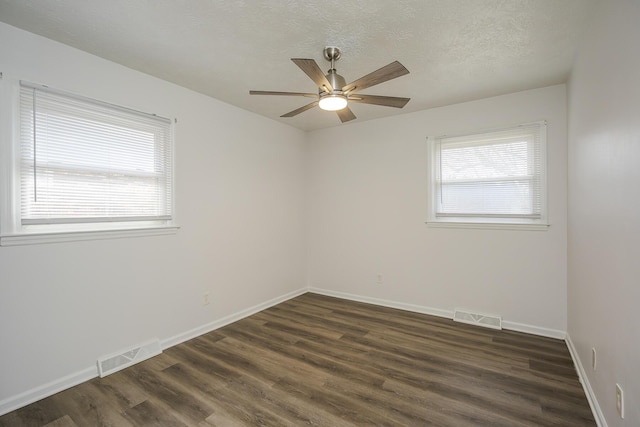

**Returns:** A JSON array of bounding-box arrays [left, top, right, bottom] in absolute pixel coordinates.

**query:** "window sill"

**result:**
[[0, 225, 180, 246], [426, 221, 549, 231]]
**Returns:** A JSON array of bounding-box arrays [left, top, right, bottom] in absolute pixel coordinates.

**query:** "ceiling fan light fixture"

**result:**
[[318, 94, 348, 111]]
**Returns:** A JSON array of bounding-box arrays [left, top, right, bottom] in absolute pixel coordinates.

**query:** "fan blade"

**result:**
[[250, 90, 317, 98], [336, 106, 356, 123], [281, 101, 319, 118], [291, 58, 334, 92], [348, 94, 410, 108], [342, 61, 409, 94]]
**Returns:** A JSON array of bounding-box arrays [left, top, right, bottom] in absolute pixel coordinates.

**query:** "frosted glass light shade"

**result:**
[[319, 94, 348, 111]]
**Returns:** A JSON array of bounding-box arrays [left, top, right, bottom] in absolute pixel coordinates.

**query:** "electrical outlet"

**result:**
[[376, 274, 383, 284], [591, 348, 596, 370], [203, 292, 210, 306], [616, 383, 624, 419]]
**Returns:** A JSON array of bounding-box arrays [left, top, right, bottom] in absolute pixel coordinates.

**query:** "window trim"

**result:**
[[0, 77, 178, 246], [0, 226, 179, 246], [426, 121, 549, 231]]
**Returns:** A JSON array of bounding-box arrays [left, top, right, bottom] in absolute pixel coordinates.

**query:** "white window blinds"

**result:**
[[431, 122, 546, 224], [19, 82, 173, 226]]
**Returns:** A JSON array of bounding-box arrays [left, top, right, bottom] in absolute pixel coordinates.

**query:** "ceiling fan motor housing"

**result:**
[[323, 70, 346, 95]]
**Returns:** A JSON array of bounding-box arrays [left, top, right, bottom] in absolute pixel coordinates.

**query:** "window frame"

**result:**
[[0, 78, 178, 246], [426, 121, 549, 231]]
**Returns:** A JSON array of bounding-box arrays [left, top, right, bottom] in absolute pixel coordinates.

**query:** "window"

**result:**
[[0, 81, 176, 245], [427, 122, 547, 229]]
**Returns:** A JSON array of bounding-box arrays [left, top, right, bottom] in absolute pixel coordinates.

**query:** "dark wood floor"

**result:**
[[1, 293, 595, 426]]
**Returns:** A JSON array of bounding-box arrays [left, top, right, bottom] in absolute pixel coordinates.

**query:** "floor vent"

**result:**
[[454, 309, 502, 330], [97, 339, 162, 378]]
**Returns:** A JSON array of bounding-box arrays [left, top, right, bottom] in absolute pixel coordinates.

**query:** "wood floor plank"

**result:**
[[121, 364, 216, 425], [122, 399, 188, 427], [292, 335, 544, 426], [0, 396, 66, 427], [165, 337, 349, 426], [160, 362, 290, 426], [41, 415, 78, 427], [292, 333, 544, 416], [0, 293, 595, 426], [45, 385, 134, 427]]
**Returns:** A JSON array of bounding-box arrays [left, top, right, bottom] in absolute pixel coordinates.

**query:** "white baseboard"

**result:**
[[161, 287, 308, 349], [309, 287, 454, 319], [0, 366, 97, 417], [0, 287, 308, 417], [566, 334, 607, 427], [309, 287, 566, 339], [502, 320, 566, 339]]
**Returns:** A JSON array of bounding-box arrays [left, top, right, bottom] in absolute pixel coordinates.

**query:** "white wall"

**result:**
[[306, 85, 568, 336], [0, 22, 307, 411], [567, 0, 640, 425]]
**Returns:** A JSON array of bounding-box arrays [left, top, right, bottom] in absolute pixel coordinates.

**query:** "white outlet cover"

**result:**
[[616, 383, 624, 419]]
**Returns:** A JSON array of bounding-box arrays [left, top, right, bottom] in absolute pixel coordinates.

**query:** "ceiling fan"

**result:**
[[250, 47, 410, 123]]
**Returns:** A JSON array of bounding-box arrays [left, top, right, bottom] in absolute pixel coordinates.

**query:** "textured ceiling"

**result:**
[[0, 0, 596, 131]]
